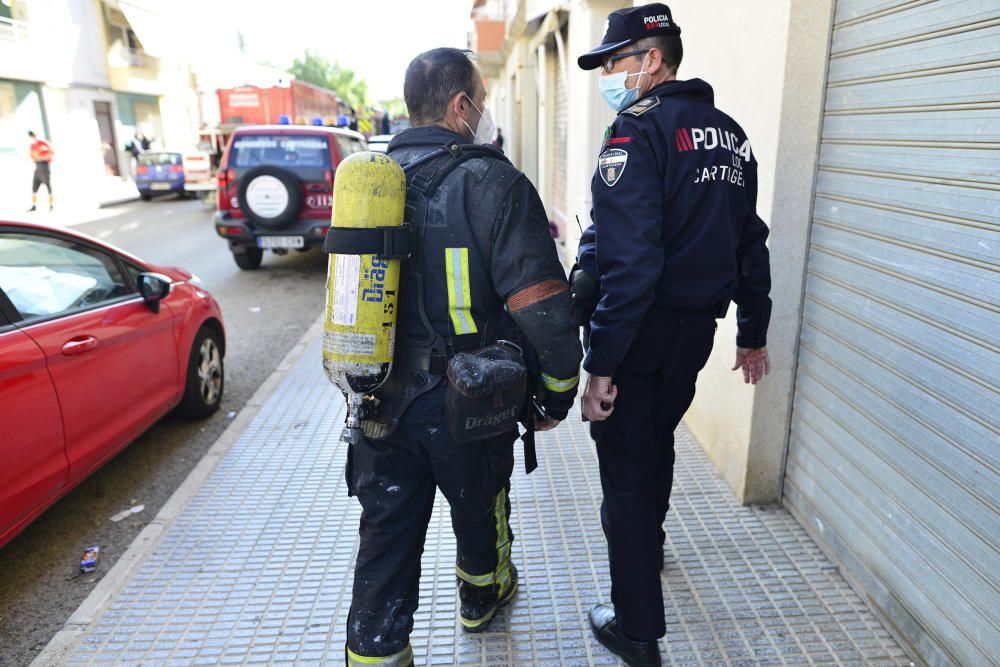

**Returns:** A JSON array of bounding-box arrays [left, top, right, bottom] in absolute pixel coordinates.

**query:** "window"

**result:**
[[137, 152, 182, 166], [231, 134, 330, 168], [335, 136, 361, 160], [0, 233, 131, 321]]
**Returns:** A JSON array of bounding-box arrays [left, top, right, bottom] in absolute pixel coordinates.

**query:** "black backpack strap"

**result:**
[[401, 143, 511, 356], [398, 148, 460, 353]]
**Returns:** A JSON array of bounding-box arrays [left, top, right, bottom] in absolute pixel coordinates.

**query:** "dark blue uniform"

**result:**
[[582, 77, 771, 641]]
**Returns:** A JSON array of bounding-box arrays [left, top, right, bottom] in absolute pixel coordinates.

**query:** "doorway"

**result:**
[[94, 101, 120, 176]]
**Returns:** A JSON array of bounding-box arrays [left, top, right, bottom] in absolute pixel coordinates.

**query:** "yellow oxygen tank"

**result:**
[[322, 152, 406, 439]]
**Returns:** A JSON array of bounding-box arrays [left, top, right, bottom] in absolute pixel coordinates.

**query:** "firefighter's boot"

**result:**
[[458, 564, 519, 632]]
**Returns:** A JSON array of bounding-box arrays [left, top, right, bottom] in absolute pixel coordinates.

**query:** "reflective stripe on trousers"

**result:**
[[347, 644, 414, 666], [455, 486, 512, 594]]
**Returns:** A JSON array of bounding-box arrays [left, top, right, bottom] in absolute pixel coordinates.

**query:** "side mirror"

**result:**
[[138, 272, 172, 313]]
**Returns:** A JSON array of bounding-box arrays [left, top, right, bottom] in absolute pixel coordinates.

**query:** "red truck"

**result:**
[[217, 80, 347, 135]]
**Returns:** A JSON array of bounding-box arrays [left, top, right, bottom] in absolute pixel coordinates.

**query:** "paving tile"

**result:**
[[61, 337, 910, 665]]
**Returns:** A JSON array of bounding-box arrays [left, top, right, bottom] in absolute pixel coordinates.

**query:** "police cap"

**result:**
[[578, 3, 681, 71]]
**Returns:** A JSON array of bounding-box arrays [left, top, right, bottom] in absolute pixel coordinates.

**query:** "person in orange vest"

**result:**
[[28, 130, 54, 212]]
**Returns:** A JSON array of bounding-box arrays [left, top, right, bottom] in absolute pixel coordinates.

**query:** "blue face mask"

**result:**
[[599, 54, 649, 112]]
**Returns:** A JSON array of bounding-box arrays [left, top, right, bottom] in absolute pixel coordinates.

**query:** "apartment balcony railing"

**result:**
[[108, 44, 159, 71], [0, 16, 33, 46]]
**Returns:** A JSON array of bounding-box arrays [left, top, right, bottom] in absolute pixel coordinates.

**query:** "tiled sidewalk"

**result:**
[[44, 336, 911, 666]]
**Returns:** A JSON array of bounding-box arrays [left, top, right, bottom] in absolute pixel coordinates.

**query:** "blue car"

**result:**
[[136, 152, 186, 200]]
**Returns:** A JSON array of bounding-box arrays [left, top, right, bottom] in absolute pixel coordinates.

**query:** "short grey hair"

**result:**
[[634, 34, 683, 73]]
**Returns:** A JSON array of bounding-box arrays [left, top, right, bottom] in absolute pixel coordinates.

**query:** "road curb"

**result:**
[[97, 195, 140, 209], [31, 314, 328, 667]]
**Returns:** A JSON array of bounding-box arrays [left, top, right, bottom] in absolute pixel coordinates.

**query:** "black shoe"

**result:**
[[589, 604, 662, 667], [27, 206, 36, 212], [459, 564, 518, 632]]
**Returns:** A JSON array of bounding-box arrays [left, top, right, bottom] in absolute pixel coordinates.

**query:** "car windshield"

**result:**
[[230, 134, 330, 168], [138, 153, 182, 166]]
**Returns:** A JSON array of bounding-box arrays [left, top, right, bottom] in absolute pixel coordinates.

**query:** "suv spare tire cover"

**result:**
[[237, 166, 304, 227]]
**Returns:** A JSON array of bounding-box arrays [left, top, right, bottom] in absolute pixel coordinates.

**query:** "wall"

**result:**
[[41, 85, 119, 191], [563, 0, 630, 261], [660, 0, 834, 503], [0, 80, 49, 199]]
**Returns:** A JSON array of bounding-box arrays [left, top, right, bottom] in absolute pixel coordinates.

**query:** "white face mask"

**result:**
[[462, 94, 496, 145], [599, 53, 650, 112]]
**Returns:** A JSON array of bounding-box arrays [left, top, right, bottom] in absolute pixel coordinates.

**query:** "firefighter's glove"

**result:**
[[541, 389, 575, 421], [569, 265, 599, 327]]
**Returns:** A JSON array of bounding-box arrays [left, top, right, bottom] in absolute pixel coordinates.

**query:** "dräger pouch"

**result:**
[[445, 340, 527, 443]]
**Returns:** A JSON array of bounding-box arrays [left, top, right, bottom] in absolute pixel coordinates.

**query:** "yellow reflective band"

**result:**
[[347, 644, 414, 666], [445, 247, 477, 335], [541, 372, 579, 393], [456, 565, 494, 587], [494, 488, 512, 595]]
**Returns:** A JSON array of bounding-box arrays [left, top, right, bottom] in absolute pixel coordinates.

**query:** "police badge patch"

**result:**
[[599, 148, 628, 187]]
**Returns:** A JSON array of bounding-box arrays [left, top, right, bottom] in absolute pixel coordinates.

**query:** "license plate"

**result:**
[[150, 182, 172, 190], [258, 236, 304, 249]]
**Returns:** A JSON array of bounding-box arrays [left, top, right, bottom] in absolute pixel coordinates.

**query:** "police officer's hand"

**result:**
[[732, 347, 771, 385], [534, 417, 560, 432], [582, 375, 617, 422]]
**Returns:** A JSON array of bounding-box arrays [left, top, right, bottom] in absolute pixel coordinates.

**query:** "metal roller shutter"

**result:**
[[784, 1, 1000, 666]]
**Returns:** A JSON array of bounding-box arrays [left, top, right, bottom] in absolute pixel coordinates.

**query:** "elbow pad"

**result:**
[[508, 282, 583, 418]]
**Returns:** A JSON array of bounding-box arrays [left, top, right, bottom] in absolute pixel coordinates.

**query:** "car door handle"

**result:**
[[62, 336, 99, 356]]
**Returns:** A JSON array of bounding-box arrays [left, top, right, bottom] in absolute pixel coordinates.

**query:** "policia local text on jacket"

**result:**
[[345, 125, 583, 665], [575, 4, 772, 662], [580, 78, 770, 373]]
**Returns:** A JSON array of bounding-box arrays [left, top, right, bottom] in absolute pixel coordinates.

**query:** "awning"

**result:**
[[118, 1, 172, 57]]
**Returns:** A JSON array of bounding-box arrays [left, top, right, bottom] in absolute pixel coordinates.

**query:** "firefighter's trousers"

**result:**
[[345, 386, 517, 665]]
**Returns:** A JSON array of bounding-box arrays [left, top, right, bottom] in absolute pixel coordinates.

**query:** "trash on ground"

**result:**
[[80, 546, 100, 573], [110, 504, 145, 522], [249, 306, 261, 313], [227, 411, 237, 418]]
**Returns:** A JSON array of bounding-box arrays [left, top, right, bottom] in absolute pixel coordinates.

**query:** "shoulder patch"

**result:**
[[622, 96, 660, 117], [598, 148, 628, 187]]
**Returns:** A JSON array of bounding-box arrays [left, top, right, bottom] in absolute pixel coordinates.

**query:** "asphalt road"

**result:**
[[0, 196, 329, 666]]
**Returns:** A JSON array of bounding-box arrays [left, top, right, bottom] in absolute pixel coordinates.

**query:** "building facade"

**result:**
[[0, 0, 202, 204], [475, 1, 1000, 665]]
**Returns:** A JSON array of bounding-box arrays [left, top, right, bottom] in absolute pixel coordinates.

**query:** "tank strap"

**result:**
[[322, 225, 413, 259], [398, 143, 509, 352]]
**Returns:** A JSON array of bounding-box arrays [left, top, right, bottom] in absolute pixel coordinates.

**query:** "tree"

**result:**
[[379, 97, 408, 117], [290, 50, 369, 109]]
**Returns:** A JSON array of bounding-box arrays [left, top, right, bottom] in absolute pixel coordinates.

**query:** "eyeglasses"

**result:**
[[601, 49, 649, 74]]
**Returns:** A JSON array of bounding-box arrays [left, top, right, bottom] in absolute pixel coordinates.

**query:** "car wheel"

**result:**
[[236, 165, 303, 227], [176, 326, 224, 419], [233, 247, 263, 270], [140, 193, 152, 201]]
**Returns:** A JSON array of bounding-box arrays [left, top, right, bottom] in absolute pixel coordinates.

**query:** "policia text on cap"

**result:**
[[574, 4, 773, 667], [338, 48, 583, 666]]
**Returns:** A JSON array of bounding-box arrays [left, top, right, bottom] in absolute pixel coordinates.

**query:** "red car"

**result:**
[[0, 220, 225, 549], [213, 124, 367, 270]]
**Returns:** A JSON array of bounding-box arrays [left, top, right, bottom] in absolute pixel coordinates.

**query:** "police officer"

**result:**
[[344, 47, 583, 666], [576, 5, 772, 666]]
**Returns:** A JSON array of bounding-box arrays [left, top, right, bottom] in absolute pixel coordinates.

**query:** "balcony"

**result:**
[[0, 16, 31, 46], [108, 44, 159, 71], [0, 16, 52, 81], [107, 42, 171, 95]]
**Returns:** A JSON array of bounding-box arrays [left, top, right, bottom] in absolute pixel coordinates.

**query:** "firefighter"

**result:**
[[343, 47, 583, 666], [27, 131, 54, 212], [576, 5, 773, 666]]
